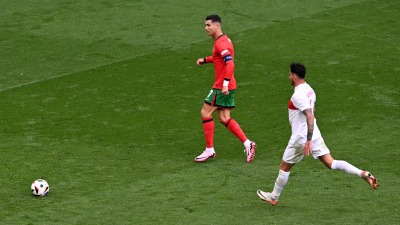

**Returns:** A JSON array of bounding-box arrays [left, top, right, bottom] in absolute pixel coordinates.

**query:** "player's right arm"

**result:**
[[196, 56, 213, 66]]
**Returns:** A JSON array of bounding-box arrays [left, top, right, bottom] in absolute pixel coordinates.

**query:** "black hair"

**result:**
[[290, 63, 306, 79], [206, 14, 222, 23]]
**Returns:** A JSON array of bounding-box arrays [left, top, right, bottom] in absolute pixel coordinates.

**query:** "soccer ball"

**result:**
[[31, 179, 50, 196]]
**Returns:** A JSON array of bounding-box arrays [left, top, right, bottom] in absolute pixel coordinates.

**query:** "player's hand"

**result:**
[[222, 86, 229, 95], [303, 140, 312, 156], [196, 58, 205, 66]]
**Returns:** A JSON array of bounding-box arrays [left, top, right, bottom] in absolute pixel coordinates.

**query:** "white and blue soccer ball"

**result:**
[[31, 179, 50, 196]]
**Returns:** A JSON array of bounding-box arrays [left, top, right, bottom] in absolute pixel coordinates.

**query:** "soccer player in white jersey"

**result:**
[[257, 63, 378, 206]]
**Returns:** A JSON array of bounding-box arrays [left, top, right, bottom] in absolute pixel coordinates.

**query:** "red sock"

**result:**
[[224, 118, 247, 142], [202, 117, 214, 148]]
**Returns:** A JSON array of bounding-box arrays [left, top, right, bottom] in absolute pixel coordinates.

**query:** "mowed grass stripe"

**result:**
[[0, 0, 370, 92]]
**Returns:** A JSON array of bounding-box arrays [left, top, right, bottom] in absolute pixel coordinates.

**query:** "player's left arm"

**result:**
[[221, 49, 234, 95], [302, 108, 314, 156]]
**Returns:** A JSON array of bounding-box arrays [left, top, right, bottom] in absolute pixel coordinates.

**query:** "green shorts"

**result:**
[[204, 88, 236, 108]]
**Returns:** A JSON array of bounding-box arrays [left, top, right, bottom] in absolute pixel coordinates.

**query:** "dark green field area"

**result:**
[[1, 0, 399, 224]]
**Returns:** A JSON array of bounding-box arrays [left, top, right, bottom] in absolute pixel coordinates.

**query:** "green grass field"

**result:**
[[1, 0, 399, 224]]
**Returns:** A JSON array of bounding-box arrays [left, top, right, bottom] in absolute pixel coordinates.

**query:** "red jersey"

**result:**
[[205, 34, 236, 90]]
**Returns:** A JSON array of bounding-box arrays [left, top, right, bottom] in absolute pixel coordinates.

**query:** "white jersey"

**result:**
[[287, 83, 321, 144]]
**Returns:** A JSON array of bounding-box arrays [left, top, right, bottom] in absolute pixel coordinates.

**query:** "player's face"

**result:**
[[205, 20, 219, 36]]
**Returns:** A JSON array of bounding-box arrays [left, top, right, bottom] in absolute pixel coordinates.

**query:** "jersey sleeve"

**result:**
[[224, 60, 234, 81], [220, 49, 233, 62], [216, 43, 233, 63], [215, 43, 234, 80], [205, 56, 214, 63], [291, 92, 311, 111]]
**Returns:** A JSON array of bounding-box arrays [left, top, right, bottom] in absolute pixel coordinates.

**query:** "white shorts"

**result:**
[[282, 137, 330, 164]]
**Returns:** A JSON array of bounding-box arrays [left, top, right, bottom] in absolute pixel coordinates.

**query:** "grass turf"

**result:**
[[0, 0, 399, 224]]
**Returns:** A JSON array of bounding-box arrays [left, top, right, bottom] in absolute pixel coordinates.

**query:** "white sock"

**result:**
[[331, 160, 363, 177], [271, 170, 290, 199], [243, 139, 251, 148], [206, 147, 215, 153]]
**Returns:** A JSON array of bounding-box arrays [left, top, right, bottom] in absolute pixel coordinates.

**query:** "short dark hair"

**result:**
[[290, 63, 306, 79], [206, 14, 221, 23]]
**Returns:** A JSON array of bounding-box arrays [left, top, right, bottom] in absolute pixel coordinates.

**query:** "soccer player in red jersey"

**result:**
[[194, 15, 256, 163]]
